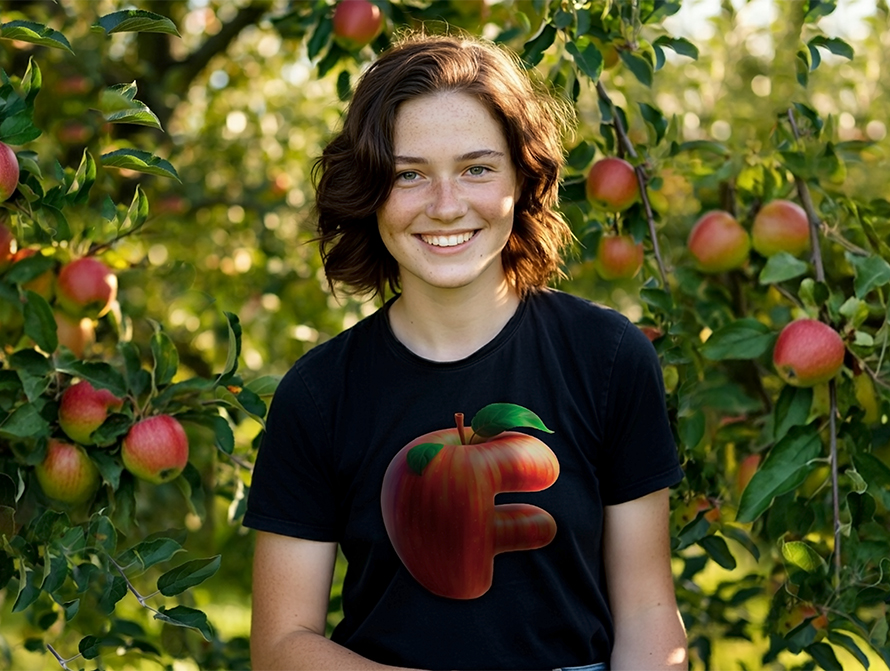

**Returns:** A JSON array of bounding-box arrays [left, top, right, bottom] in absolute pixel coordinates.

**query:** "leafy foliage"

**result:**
[[1, 0, 889, 670]]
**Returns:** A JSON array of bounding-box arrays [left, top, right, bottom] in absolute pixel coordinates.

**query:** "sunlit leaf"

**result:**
[[101, 149, 180, 181], [782, 540, 826, 573], [0, 21, 73, 52], [95, 10, 180, 36]]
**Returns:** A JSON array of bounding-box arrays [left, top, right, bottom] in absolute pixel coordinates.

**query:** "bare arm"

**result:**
[[251, 531, 423, 670], [603, 488, 688, 671]]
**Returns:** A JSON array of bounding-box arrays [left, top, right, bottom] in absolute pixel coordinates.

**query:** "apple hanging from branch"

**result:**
[[35, 439, 100, 506], [122, 415, 189, 484], [58, 380, 125, 445], [332, 0, 383, 50], [381, 403, 559, 600], [56, 256, 118, 319], [687, 210, 750, 273], [595, 233, 644, 280], [752, 199, 810, 257], [0, 141, 19, 203], [586, 157, 639, 212], [773, 318, 845, 387]]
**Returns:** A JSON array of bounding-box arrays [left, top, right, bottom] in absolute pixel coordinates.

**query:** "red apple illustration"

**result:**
[[122, 415, 189, 484], [56, 256, 117, 318], [35, 439, 100, 505], [58, 380, 124, 445], [381, 403, 559, 600]]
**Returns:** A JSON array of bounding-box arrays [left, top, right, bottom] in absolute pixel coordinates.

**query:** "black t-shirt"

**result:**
[[243, 289, 683, 670]]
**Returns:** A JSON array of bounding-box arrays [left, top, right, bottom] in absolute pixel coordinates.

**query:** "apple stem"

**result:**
[[455, 412, 467, 445], [595, 80, 670, 291]]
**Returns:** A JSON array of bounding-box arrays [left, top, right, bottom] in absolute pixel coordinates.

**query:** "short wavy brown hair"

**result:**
[[312, 32, 574, 298]]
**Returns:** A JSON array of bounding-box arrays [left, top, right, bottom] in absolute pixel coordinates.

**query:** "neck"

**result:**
[[387, 278, 521, 362]]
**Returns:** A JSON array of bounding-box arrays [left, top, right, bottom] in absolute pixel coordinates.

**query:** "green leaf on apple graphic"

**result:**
[[470, 403, 553, 439], [406, 443, 444, 475]]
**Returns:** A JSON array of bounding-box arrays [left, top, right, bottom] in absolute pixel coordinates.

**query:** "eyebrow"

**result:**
[[393, 149, 507, 164]]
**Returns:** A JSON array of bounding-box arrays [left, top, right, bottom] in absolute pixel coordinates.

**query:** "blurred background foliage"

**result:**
[[1, 0, 890, 669]]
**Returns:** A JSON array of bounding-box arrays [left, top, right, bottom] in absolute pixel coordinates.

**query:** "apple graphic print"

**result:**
[[381, 403, 559, 599]]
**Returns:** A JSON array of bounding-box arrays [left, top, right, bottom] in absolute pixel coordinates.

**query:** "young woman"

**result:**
[[244, 33, 688, 671]]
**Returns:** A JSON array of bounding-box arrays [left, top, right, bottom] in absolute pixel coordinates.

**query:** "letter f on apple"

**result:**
[[381, 403, 559, 600]]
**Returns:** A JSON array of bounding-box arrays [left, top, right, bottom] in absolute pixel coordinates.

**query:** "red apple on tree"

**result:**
[[56, 256, 118, 318], [595, 234, 643, 280], [752, 199, 810, 257], [381, 403, 559, 600], [586, 157, 639, 212], [773, 319, 845, 387], [0, 141, 19, 203], [58, 380, 124, 445], [54, 311, 95, 358], [35, 439, 100, 505], [122, 415, 189, 484], [332, 0, 383, 50], [687, 210, 750, 273]]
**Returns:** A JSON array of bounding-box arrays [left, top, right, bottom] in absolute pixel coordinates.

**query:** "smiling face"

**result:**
[[377, 91, 520, 298]]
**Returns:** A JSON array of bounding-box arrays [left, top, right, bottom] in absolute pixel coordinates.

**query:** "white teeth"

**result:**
[[420, 231, 475, 247]]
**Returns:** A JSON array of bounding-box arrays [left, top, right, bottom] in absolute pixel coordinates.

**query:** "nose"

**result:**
[[426, 178, 467, 222]]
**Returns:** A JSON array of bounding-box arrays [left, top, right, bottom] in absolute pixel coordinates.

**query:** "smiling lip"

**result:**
[[418, 231, 477, 248]]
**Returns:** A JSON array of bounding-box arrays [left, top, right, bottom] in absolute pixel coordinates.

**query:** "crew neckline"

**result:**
[[378, 293, 531, 368]]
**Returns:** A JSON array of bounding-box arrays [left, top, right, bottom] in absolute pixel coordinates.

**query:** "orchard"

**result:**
[[1, 1, 889, 670]]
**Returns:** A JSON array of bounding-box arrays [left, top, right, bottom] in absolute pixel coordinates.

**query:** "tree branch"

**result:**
[[595, 81, 670, 289]]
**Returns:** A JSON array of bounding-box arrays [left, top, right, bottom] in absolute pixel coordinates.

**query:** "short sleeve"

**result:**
[[242, 366, 339, 541], [599, 322, 683, 505]]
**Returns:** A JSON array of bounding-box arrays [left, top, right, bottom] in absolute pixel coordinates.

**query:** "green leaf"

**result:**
[[78, 635, 101, 660], [88, 515, 117, 555], [22, 290, 57, 354], [406, 443, 444, 475], [808, 36, 854, 60], [653, 35, 699, 59], [640, 287, 674, 312], [217, 312, 242, 383], [0, 21, 73, 52], [55, 361, 127, 397], [698, 535, 737, 570], [117, 537, 183, 572], [806, 641, 842, 670], [774, 385, 813, 441], [0, 111, 40, 146], [782, 540, 826, 573], [151, 329, 178, 388], [759, 252, 809, 284], [737, 425, 822, 523], [700, 319, 774, 360], [157, 555, 221, 596], [66, 149, 96, 205], [41, 552, 67, 595], [566, 40, 603, 81], [12, 562, 41, 612], [471, 402, 553, 439], [827, 631, 870, 669], [619, 51, 653, 87], [245, 375, 282, 397], [22, 57, 42, 106], [679, 410, 705, 449], [6, 251, 54, 286], [101, 149, 180, 181], [566, 141, 596, 171], [521, 23, 556, 67], [211, 415, 234, 455], [0, 403, 49, 440], [106, 105, 161, 129], [639, 102, 667, 144], [95, 10, 180, 36], [307, 15, 332, 61], [154, 605, 213, 641], [97, 575, 127, 614], [847, 252, 890, 298], [91, 450, 124, 488]]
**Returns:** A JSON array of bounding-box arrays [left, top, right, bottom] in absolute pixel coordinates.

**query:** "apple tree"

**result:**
[[0, 8, 272, 670]]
